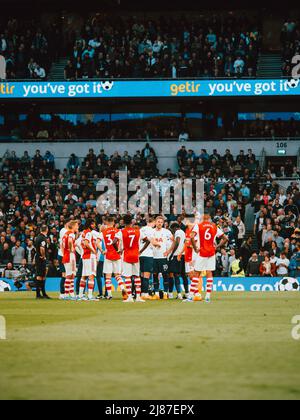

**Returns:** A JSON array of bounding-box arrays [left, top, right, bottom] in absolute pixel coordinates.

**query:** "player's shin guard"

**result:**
[[125, 278, 132, 296], [134, 277, 141, 297]]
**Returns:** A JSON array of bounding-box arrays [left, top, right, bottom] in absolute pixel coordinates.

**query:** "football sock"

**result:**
[[79, 279, 86, 297], [182, 274, 189, 294], [106, 278, 112, 296], [190, 277, 200, 295], [169, 277, 174, 293], [135, 277, 141, 297], [64, 277, 71, 295], [206, 277, 213, 298], [141, 277, 148, 294], [174, 275, 181, 294], [116, 275, 125, 291], [60, 276, 65, 295], [153, 274, 159, 293], [69, 277, 75, 297], [163, 274, 169, 293], [36, 281, 41, 298], [88, 279, 94, 298], [125, 277, 132, 296], [96, 277, 103, 295]]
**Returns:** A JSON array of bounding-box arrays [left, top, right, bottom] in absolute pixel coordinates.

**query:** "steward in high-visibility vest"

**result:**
[[231, 258, 245, 277]]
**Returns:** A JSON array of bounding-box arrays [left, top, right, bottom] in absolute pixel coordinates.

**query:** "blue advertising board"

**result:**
[[0, 79, 299, 100], [1, 277, 299, 293]]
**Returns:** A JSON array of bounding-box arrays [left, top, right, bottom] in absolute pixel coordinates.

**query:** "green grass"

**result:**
[[0, 292, 300, 400]]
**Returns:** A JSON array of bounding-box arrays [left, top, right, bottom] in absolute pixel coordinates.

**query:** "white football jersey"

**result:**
[[152, 228, 173, 259], [140, 226, 155, 258]]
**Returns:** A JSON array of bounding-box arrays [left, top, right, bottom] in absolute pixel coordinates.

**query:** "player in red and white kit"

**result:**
[[100, 216, 127, 300], [118, 215, 144, 303], [62, 220, 79, 300], [187, 214, 228, 303], [79, 219, 98, 301]]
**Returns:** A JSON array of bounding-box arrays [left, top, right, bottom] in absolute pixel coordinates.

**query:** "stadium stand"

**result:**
[[0, 12, 261, 80], [66, 13, 261, 79], [281, 18, 300, 77], [0, 17, 62, 79], [2, 114, 300, 141]]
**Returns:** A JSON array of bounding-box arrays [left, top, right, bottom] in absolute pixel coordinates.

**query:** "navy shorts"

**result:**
[[140, 257, 154, 274], [153, 258, 169, 274], [168, 256, 185, 274]]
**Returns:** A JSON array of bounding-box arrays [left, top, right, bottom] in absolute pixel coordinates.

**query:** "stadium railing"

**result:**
[[2, 76, 294, 82], [0, 136, 299, 143]]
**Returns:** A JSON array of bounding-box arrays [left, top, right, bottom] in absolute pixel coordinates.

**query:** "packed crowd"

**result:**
[[0, 144, 299, 283], [65, 14, 261, 80], [281, 18, 300, 77], [0, 18, 61, 79]]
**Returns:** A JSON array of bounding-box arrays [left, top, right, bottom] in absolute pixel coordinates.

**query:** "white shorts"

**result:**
[[64, 253, 77, 277], [194, 255, 216, 272], [185, 261, 196, 274], [122, 261, 140, 278], [103, 259, 122, 275], [82, 257, 97, 277]]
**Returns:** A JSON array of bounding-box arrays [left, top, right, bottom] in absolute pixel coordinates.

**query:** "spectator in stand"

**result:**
[[260, 255, 273, 277], [234, 216, 246, 247], [33, 64, 46, 79], [11, 240, 25, 265], [62, 13, 260, 81], [247, 252, 261, 277], [276, 252, 290, 276]]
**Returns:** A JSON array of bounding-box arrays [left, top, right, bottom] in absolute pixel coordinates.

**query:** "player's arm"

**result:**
[[82, 238, 97, 255], [140, 238, 150, 255], [68, 237, 75, 253], [152, 238, 161, 248], [191, 231, 199, 254], [164, 238, 174, 258], [216, 234, 228, 250], [113, 233, 123, 254], [99, 241, 106, 255], [40, 244, 46, 260], [169, 237, 180, 260]]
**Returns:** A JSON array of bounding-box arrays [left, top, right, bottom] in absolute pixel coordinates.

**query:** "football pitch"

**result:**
[[0, 292, 300, 400]]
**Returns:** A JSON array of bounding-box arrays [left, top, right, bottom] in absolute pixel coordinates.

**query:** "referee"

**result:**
[[35, 225, 50, 300]]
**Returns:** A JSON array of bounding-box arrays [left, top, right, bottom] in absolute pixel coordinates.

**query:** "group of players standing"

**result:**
[[35, 213, 228, 303]]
